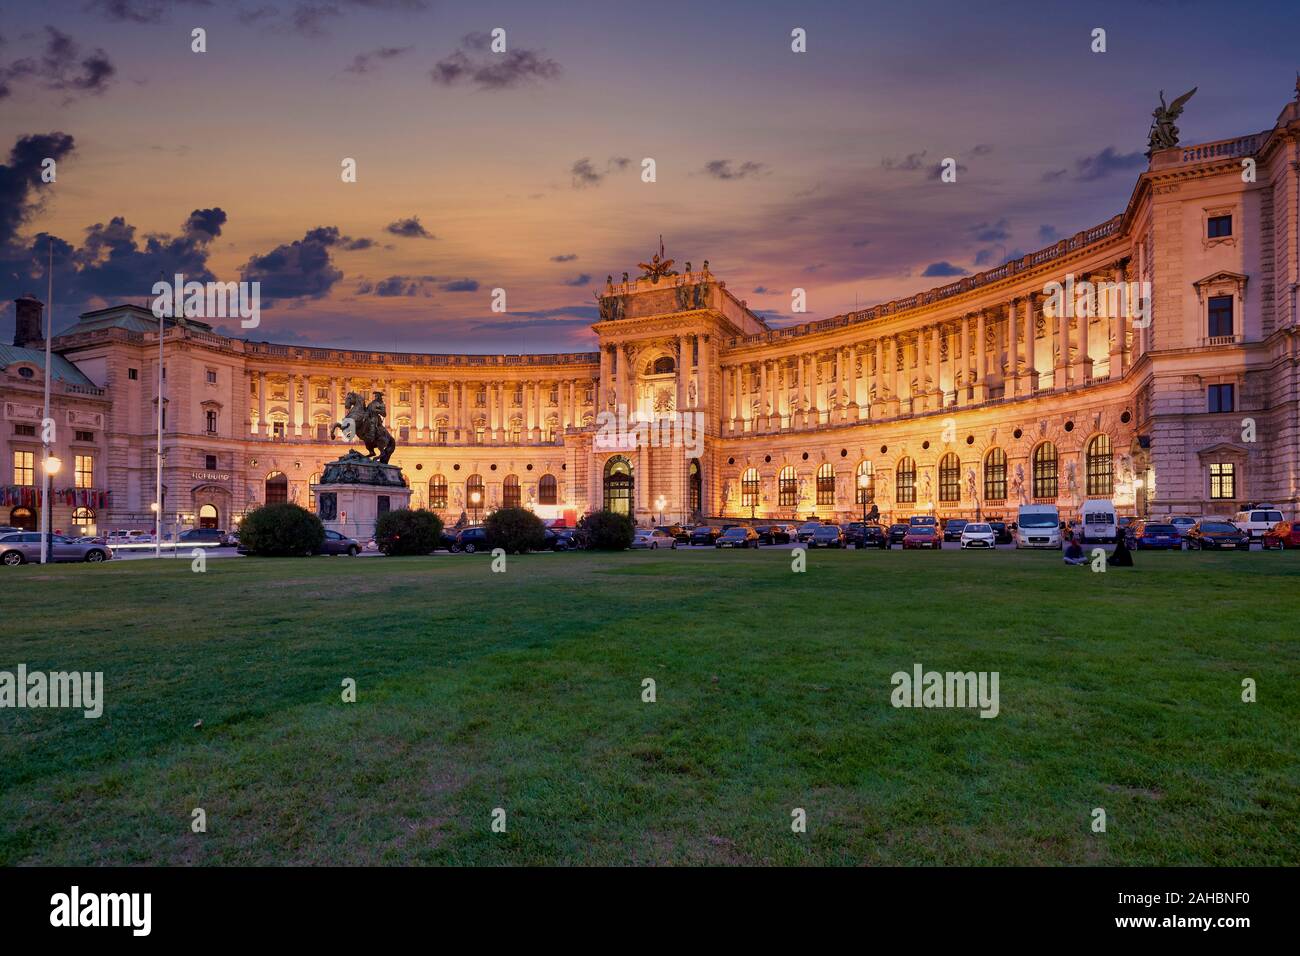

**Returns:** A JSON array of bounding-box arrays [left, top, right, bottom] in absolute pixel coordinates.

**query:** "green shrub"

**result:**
[[579, 510, 635, 551], [375, 508, 444, 556], [484, 506, 547, 554], [238, 503, 325, 556]]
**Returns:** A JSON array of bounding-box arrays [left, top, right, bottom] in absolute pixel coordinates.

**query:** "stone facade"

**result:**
[[4, 97, 1299, 534]]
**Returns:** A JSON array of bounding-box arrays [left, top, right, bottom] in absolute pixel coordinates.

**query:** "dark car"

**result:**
[[842, 522, 887, 549], [1130, 520, 1182, 550], [887, 523, 909, 546], [1263, 520, 1300, 551], [451, 527, 489, 553], [436, 529, 458, 551], [1185, 520, 1251, 551], [716, 526, 759, 548], [902, 526, 942, 550], [942, 518, 968, 542], [689, 526, 720, 546], [808, 525, 844, 548], [178, 528, 233, 547], [794, 521, 823, 543], [543, 527, 584, 551], [655, 524, 690, 543], [319, 529, 362, 556], [755, 524, 792, 545], [988, 521, 1013, 545]]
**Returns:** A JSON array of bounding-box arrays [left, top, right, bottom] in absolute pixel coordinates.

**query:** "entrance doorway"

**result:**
[[9, 506, 35, 531], [265, 472, 288, 505], [603, 457, 633, 516], [688, 458, 701, 516], [199, 503, 219, 529]]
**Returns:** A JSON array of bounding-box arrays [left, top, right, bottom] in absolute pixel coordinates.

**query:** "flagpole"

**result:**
[[41, 242, 53, 564], [155, 285, 164, 559]]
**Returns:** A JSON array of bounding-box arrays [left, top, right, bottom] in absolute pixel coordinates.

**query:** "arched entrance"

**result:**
[[687, 458, 702, 516], [199, 504, 219, 529], [9, 506, 35, 531], [603, 457, 633, 515], [265, 472, 288, 504]]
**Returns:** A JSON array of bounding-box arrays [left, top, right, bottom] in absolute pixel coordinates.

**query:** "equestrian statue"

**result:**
[[330, 390, 396, 464]]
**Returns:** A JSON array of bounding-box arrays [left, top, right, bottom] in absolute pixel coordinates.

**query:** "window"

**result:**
[[538, 474, 557, 505], [75, 430, 94, 442], [741, 468, 760, 509], [265, 472, 288, 504], [205, 455, 218, 470], [17, 366, 33, 378], [475, 389, 486, 407], [72, 506, 95, 526], [1208, 384, 1234, 413], [652, 356, 676, 375], [399, 390, 411, 404], [206, 409, 218, 434], [1209, 463, 1235, 500], [939, 454, 960, 502], [466, 474, 485, 511], [1032, 443, 1058, 499], [1086, 435, 1113, 496], [206, 369, 217, 384], [128, 368, 138, 380], [272, 421, 286, 439], [437, 390, 449, 406], [816, 463, 835, 506], [14, 423, 35, 437], [474, 422, 485, 444], [896, 458, 916, 504], [430, 475, 448, 509], [503, 475, 521, 508], [75, 454, 93, 489], [855, 461, 873, 504], [316, 423, 328, 441], [1208, 295, 1233, 338], [308, 474, 319, 510], [13, 450, 34, 486], [984, 448, 1007, 501], [1207, 214, 1232, 238], [778, 466, 797, 507], [316, 387, 328, 401], [512, 388, 523, 406], [687, 459, 701, 514]]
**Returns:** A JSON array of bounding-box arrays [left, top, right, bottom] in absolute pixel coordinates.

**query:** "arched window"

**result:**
[[308, 472, 320, 510], [1086, 435, 1113, 496], [855, 461, 873, 504], [896, 458, 917, 504], [652, 356, 676, 375], [1032, 442, 1058, 499], [778, 466, 797, 507], [984, 448, 1007, 501], [816, 463, 835, 506], [939, 454, 961, 502], [466, 474, 486, 513], [9, 506, 35, 530], [72, 506, 96, 529], [741, 467, 760, 509], [687, 459, 701, 514], [265, 471, 288, 504], [503, 474, 521, 508], [430, 474, 448, 509], [198, 504, 218, 529], [538, 474, 557, 505], [603, 457, 633, 515]]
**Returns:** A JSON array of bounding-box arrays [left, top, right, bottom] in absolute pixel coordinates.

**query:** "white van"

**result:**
[[1016, 504, 1061, 549], [1079, 499, 1117, 544], [1233, 505, 1284, 540]]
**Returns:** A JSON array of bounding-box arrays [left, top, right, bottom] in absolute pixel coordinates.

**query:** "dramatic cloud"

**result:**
[[703, 159, 766, 181], [881, 151, 928, 172], [921, 261, 967, 277], [441, 278, 479, 292], [568, 156, 629, 189], [1043, 147, 1145, 183], [384, 215, 434, 239], [357, 274, 436, 297], [344, 45, 412, 75], [550, 253, 577, 262], [431, 34, 561, 91], [562, 274, 591, 286], [971, 219, 1010, 243], [0, 132, 76, 246], [0, 27, 116, 101], [1038, 224, 1060, 242], [84, 0, 211, 24], [240, 225, 349, 303]]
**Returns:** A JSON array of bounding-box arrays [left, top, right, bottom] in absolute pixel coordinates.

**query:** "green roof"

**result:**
[[0, 345, 96, 388], [64, 305, 212, 335]]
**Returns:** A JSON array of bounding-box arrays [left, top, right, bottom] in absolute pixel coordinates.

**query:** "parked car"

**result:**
[[794, 521, 823, 543], [436, 529, 458, 551], [632, 528, 678, 549], [688, 526, 720, 546], [1262, 520, 1300, 550], [1130, 521, 1183, 550], [107, 529, 153, 545], [178, 528, 234, 547], [716, 526, 760, 548], [755, 524, 793, 545], [808, 525, 844, 548], [988, 521, 1013, 545], [543, 527, 584, 551], [942, 518, 968, 542], [1162, 515, 1198, 539], [1233, 506, 1284, 540], [450, 527, 489, 553], [902, 525, 942, 550], [887, 523, 909, 546], [654, 524, 690, 543], [908, 515, 938, 529], [1080, 499, 1118, 544], [842, 522, 887, 549], [0, 532, 112, 565], [1016, 505, 1062, 549], [959, 523, 996, 549], [319, 529, 362, 556], [1185, 520, 1251, 551]]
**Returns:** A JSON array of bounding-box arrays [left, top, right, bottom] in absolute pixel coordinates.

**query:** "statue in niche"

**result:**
[[966, 468, 978, 502], [1012, 464, 1027, 504], [688, 381, 697, 405]]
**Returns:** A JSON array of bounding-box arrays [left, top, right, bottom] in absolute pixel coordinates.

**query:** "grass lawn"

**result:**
[[1, 547, 1296, 866]]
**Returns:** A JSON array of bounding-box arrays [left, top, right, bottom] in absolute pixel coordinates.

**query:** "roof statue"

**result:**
[[637, 236, 678, 283], [1147, 87, 1197, 155]]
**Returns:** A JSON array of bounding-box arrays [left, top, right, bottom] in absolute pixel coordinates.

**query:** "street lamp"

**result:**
[[655, 494, 666, 525], [470, 489, 482, 524], [857, 472, 870, 522], [39, 454, 61, 565]]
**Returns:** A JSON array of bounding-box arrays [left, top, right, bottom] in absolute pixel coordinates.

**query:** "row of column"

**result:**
[[598, 333, 712, 416]]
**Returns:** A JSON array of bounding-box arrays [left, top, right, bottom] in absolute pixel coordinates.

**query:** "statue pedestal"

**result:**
[[311, 451, 411, 542]]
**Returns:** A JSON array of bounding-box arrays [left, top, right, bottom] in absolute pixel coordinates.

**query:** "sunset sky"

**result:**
[[2, 0, 1297, 353]]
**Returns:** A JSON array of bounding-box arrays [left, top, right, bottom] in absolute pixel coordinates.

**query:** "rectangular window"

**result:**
[[75, 454, 93, 488], [316, 387, 328, 401], [206, 369, 218, 384], [1208, 295, 1234, 338], [1209, 462, 1235, 500], [272, 421, 286, 439], [128, 368, 138, 380], [75, 430, 94, 442], [1207, 383, 1235, 413], [14, 423, 36, 437], [1207, 214, 1232, 238], [399, 390, 411, 404], [14, 450, 34, 486], [437, 390, 449, 406], [205, 455, 218, 470], [316, 423, 328, 441]]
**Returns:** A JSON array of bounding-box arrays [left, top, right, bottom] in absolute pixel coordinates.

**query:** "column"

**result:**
[[930, 326, 942, 407], [288, 374, 301, 435], [677, 335, 689, 412], [1110, 266, 1127, 380], [958, 318, 971, 405], [847, 347, 858, 410], [1056, 294, 1070, 388], [599, 346, 610, 412], [329, 376, 339, 427], [758, 361, 769, 429], [698, 334, 709, 413], [257, 370, 267, 436], [1007, 298, 1019, 396], [301, 375, 311, 437], [1075, 274, 1093, 382], [974, 310, 988, 402], [537, 380, 546, 440]]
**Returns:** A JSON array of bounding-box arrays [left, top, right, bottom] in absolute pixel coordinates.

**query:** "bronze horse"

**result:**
[[330, 391, 396, 464]]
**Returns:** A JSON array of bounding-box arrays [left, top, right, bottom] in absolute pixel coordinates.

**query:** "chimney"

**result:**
[[13, 294, 44, 348]]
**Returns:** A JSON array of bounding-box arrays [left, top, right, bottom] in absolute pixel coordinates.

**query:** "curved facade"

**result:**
[[5, 98, 1300, 534]]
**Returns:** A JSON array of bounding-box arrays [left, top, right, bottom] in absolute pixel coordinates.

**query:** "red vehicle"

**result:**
[[1262, 520, 1300, 550], [902, 526, 942, 550]]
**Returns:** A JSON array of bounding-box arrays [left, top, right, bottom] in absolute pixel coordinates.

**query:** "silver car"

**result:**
[[0, 532, 113, 565]]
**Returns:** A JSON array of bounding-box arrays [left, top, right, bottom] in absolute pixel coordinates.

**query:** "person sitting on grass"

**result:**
[[1108, 530, 1135, 567], [1063, 535, 1087, 566]]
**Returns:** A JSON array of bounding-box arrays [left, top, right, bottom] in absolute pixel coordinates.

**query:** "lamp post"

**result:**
[[40, 455, 61, 563], [655, 494, 666, 526], [858, 473, 870, 523], [40, 241, 54, 565], [470, 489, 482, 524], [154, 289, 165, 560]]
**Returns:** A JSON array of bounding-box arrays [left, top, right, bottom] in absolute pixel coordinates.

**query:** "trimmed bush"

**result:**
[[238, 503, 325, 557], [376, 508, 444, 556], [579, 510, 635, 551], [484, 506, 547, 554]]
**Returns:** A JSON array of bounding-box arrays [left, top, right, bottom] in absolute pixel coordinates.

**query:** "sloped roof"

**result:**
[[0, 344, 96, 387]]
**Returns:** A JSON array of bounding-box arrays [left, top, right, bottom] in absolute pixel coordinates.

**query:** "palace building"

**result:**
[[4, 94, 1300, 536]]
